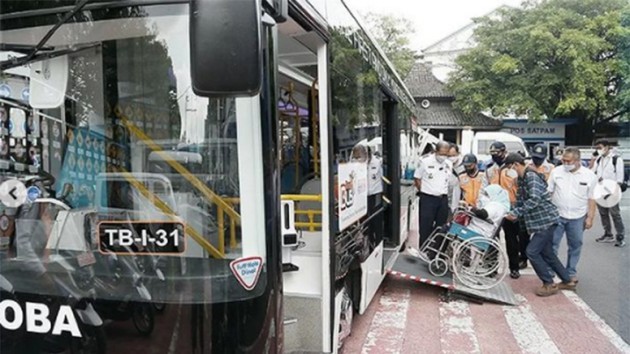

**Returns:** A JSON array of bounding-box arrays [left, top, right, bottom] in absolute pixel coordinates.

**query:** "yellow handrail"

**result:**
[[115, 108, 242, 256], [116, 169, 224, 259]]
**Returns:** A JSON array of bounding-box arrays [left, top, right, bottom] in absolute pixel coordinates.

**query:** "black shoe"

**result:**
[[519, 260, 528, 270], [615, 240, 626, 247], [510, 270, 520, 279], [596, 235, 615, 243]]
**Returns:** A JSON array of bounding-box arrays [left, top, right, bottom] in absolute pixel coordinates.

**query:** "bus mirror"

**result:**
[[190, 0, 262, 97], [29, 55, 68, 109]]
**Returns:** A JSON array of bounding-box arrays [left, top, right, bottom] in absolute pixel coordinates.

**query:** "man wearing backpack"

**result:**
[[592, 139, 626, 247]]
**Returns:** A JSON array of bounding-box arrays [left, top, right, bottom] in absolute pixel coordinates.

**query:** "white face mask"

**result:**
[[449, 156, 460, 164], [436, 155, 447, 163], [563, 164, 574, 172], [597, 149, 606, 156]]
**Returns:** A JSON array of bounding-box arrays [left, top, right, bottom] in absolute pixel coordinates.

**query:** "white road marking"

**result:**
[[362, 288, 411, 354], [439, 300, 481, 354], [502, 294, 562, 354]]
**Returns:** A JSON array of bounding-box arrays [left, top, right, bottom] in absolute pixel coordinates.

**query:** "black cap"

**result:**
[[531, 144, 547, 159], [489, 141, 506, 153], [462, 153, 478, 165], [504, 152, 525, 165]]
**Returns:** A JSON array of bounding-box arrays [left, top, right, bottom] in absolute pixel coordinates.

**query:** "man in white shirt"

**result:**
[[367, 146, 384, 245], [592, 139, 625, 247], [548, 147, 597, 282], [414, 141, 453, 246]]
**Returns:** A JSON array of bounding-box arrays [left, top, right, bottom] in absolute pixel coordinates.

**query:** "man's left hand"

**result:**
[[584, 218, 593, 230]]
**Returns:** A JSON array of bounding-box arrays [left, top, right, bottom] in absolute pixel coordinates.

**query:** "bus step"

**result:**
[[282, 263, 300, 272]]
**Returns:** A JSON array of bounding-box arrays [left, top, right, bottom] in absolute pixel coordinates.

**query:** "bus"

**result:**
[[0, 1, 435, 353]]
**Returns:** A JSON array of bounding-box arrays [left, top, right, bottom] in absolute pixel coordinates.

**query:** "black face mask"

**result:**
[[532, 157, 544, 167], [491, 154, 504, 165]]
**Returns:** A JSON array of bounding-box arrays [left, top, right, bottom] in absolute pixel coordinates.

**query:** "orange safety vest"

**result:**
[[533, 162, 554, 181], [486, 163, 518, 204], [458, 172, 484, 206]]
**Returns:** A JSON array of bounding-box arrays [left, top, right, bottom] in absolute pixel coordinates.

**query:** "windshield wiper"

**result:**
[[1, 0, 90, 71]]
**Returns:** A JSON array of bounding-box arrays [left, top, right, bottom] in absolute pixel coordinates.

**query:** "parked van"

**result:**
[[461, 131, 529, 170]]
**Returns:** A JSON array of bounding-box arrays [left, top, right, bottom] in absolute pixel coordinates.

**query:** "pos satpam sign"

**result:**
[[337, 162, 368, 231]]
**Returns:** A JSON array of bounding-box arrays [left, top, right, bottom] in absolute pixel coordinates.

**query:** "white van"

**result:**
[[461, 131, 529, 169]]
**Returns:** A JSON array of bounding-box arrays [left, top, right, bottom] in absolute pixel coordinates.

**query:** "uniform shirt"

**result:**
[[593, 154, 625, 183], [368, 156, 384, 195], [531, 161, 555, 181], [414, 154, 452, 197], [512, 171, 559, 234], [459, 171, 484, 206], [548, 166, 596, 219], [485, 163, 518, 205]]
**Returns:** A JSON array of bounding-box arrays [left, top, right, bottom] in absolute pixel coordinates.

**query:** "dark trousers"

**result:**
[[502, 219, 521, 272], [526, 224, 570, 284], [367, 194, 383, 246], [419, 193, 449, 247], [598, 204, 625, 241], [519, 229, 530, 262]]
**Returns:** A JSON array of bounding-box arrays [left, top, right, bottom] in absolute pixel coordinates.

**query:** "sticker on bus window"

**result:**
[[230, 256, 263, 291]]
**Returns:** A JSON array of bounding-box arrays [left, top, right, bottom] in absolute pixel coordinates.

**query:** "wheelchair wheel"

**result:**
[[452, 236, 508, 290], [429, 258, 449, 277]]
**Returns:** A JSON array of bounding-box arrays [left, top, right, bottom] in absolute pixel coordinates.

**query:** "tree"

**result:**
[[617, 6, 630, 121], [447, 0, 629, 125], [363, 13, 419, 78]]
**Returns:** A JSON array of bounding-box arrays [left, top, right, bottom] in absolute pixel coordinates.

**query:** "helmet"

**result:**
[[462, 153, 478, 165], [531, 144, 547, 159], [489, 141, 506, 153]]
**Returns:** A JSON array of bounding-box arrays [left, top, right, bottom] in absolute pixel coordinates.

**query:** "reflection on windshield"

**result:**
[[0, 4, 265, 312]]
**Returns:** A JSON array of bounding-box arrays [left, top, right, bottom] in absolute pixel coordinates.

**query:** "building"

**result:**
[[404, 62, 502, 145]]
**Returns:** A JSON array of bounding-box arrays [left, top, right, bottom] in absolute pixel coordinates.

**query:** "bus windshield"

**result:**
[[0, 2, 268, 308]]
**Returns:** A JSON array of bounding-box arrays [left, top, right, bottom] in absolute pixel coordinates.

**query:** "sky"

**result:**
[[345, 0, 524, 51]]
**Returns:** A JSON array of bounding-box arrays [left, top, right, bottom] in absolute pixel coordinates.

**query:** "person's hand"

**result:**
[[584, 217, 593, 230], [505, 213, 517, 221]]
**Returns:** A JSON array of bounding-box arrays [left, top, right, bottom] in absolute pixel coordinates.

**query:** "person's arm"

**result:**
[[413, 162, 424, 192], [616, 157, 625, 184], [585, 199, 596, 230], [547, 169, 556, 194], [511, 174, 546, 218]]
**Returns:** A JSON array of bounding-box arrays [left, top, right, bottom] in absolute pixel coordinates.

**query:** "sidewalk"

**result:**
[[341, 272, 630, 354]]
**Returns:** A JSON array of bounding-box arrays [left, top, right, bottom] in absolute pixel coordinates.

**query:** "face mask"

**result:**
[[449, 156, 460, 164], [506, 168, 519, 178], [436, 155, 447, 163], [597, 149, 605, 156], [491, 155, 504, 165], [532, 157, 544, 167], [563, 164, 574, 172], [466, 166, 477, 174]]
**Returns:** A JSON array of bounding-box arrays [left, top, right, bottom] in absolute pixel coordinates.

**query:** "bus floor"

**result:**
[[340, 271, 630, 354]]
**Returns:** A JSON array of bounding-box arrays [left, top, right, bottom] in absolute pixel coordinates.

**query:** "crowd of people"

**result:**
[[411, 139, 626, 297]]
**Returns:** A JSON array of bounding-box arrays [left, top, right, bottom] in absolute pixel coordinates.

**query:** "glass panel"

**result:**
[[0, 3, 267, 315]]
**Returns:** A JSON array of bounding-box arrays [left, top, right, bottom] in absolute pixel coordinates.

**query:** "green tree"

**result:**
[[363, 13, 419, 78], [447, 0, 628, 125], [617, 6, 630, 120]]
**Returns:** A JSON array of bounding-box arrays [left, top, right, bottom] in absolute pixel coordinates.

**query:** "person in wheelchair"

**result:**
[[467, 184, 511, 238]]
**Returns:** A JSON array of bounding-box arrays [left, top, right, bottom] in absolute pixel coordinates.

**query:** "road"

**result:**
[[342, 192, 630, 353], [557, 191, 630, 344]]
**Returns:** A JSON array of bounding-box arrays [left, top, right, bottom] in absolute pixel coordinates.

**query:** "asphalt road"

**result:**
[[554, 191, 630, 344]]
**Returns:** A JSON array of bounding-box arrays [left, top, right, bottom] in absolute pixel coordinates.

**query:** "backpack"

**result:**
[[596, 155, 628, 192]]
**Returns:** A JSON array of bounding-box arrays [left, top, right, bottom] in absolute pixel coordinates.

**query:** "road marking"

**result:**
[[168, 294, 184, 354], [439, 300, 481, 354], [563, 290, 630, 353], [503, 294, 561, 354], [362, 287, 410, 354]]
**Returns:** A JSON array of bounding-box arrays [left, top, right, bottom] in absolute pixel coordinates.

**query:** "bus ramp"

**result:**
[[388, 254, 518, 306]]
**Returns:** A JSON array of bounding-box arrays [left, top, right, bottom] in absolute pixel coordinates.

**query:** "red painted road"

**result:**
[[341, 274, 630, 354]]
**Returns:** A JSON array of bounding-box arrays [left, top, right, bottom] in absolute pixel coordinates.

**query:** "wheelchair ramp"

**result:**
[[388, 254, 518, 306], [388, 254, 454, 290], [452, 278, 519, 306]]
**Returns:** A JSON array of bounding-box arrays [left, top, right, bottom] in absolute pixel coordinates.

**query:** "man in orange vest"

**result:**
[[485, 141, 524, 279], [530, 144, 555, 181], [458, 154, 484, 207]]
